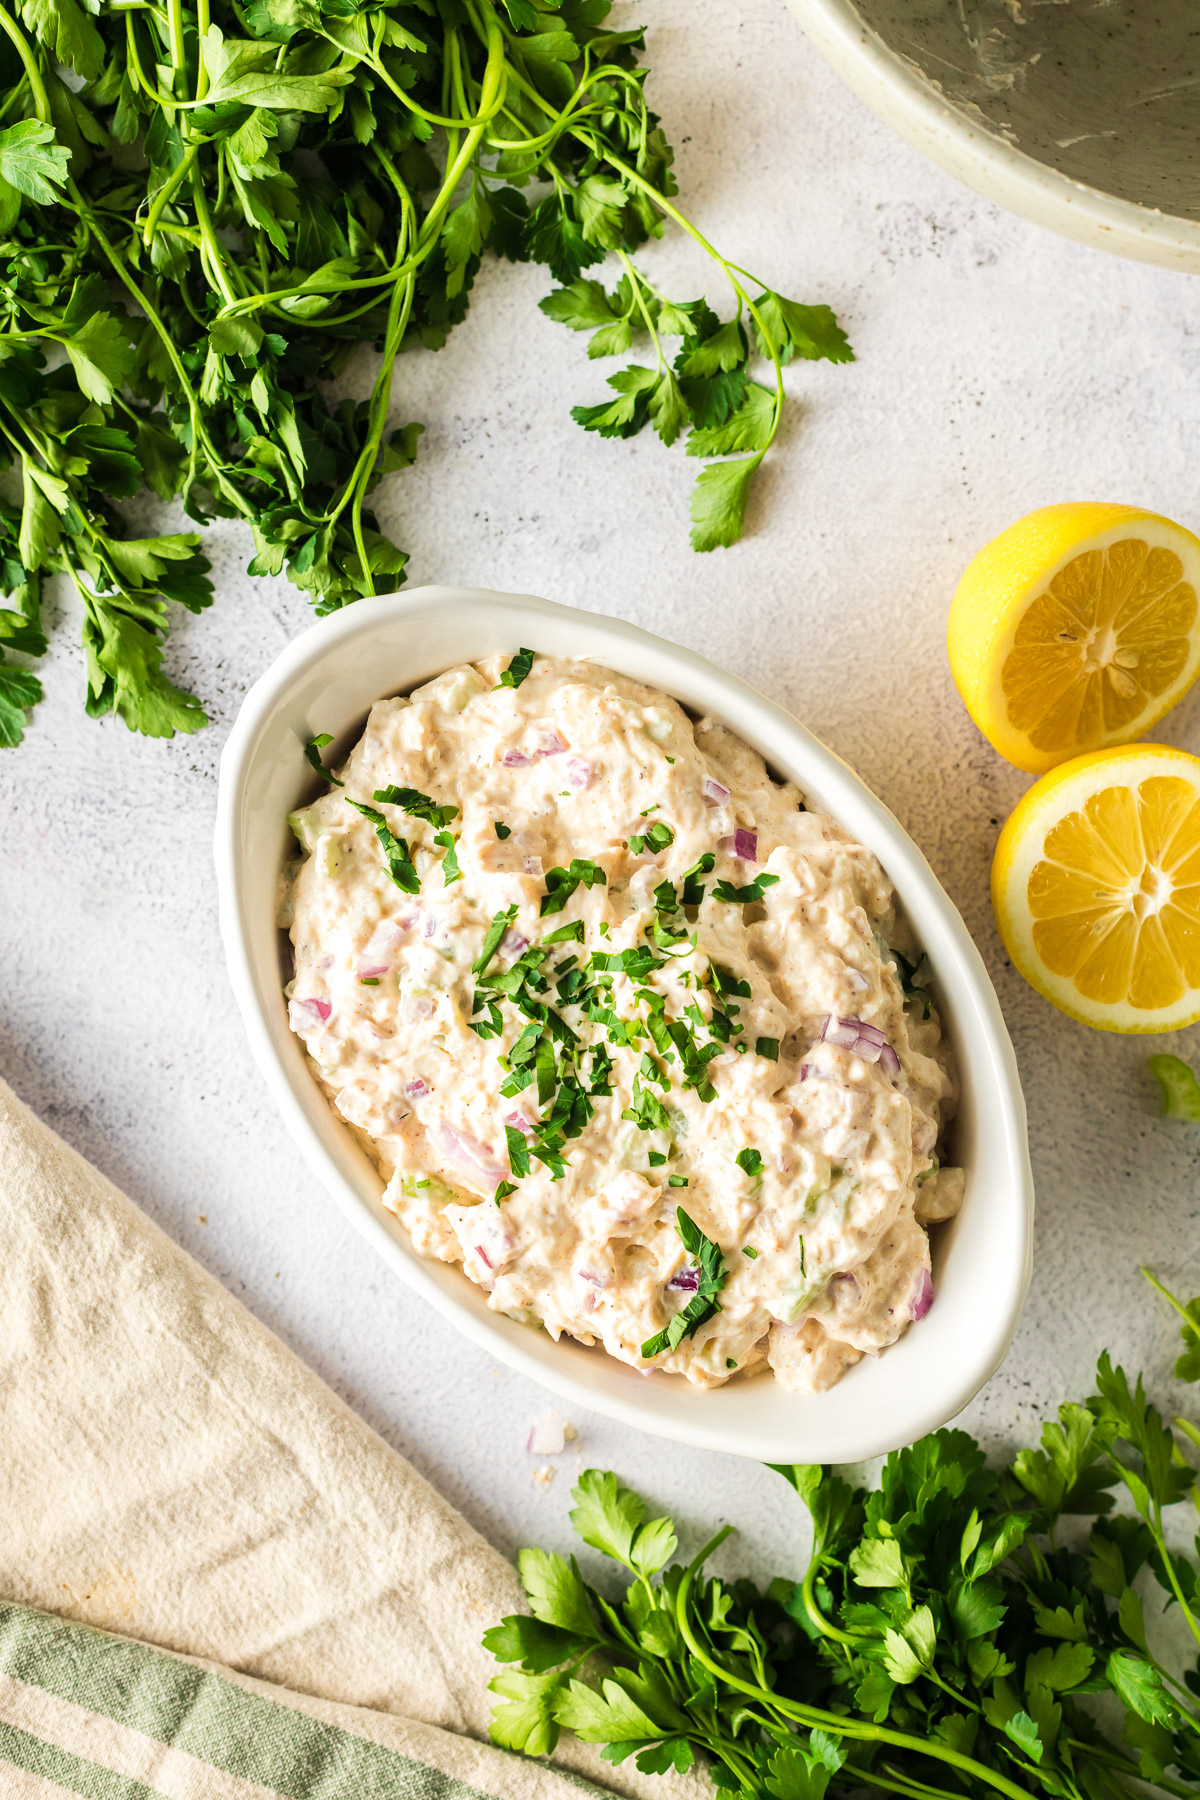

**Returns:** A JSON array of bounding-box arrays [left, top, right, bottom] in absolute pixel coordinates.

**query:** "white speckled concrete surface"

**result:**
[[4, 0, 1200, 1589]]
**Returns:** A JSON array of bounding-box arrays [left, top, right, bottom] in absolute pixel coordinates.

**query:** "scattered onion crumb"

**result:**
[[195, 1214, 208, 1225], [532, 1466, 556, 1491], [526, 1409, 577, 1455]]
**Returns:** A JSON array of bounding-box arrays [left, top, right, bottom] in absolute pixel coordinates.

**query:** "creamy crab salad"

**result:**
[[280, 651, 964, 1392]]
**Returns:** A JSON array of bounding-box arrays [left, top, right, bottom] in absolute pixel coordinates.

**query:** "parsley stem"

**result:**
[[143, 141, 202, 246], [0, 6, 49, 121], [672, 1564, 1036, 1800]]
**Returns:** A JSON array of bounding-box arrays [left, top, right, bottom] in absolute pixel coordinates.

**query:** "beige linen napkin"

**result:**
[[0, 1076, 703, 1800]]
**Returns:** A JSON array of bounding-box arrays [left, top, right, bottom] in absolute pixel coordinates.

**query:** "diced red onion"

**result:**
[[911, 1269, 934, 1321], [405, 1078, 429, 1097], [500, 928, 529, 958], [536, 730, 567, 757], [879, 1044, 901, 1078], [424, 914, 439, 939], [505, 1110, 535, 1138], [437, 1122, 506, 1188], [526, 1412, 567, 1455], [851, 1020, 889, 1046], [821, 1016, 861, 1050], [668, 1267, 701, 1292], [318, 955, 334, 971], [734, 828, 758, 861], [475, 1245, 492, 1270], [702, 776, 730, 806], [289, 996, 331, 1029], [846, 968, 869, 992], [366, 915, 415, 957], [403, 994, 435, 1021], [820, 1014, 894, 1065], [367, 1022, 394, 1040], [357, 963, 390, 978], [798, 1062, 811, 1081], [502, 749, 529, 768], [564, 757, 592, 790], [578, 1269, 608, 1287]]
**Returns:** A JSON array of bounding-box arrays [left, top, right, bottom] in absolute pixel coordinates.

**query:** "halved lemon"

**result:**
[[949, 503, 1200, 773], [992, 744, 1200, 1032]]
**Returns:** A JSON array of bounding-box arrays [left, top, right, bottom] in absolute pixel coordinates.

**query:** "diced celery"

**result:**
[[1149, 1053, 1200, 1122]]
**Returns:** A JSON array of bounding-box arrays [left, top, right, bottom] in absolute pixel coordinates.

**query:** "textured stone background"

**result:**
[[4, 0, 1200, 1584]]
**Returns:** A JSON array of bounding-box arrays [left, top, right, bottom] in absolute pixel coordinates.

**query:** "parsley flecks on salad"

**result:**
[[282, 654, 958, 1392], [485, 1273, 1200, 1800], [0, 7, 853, 749]]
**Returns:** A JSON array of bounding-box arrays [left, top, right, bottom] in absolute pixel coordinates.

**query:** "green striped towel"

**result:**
[[0, 1079, 701, 1800], [0, 1596, 589, 1800]]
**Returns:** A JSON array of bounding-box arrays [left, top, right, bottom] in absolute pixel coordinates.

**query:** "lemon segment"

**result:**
[[948, 503, 1200, 774], [992, 744, 1200, 1032]]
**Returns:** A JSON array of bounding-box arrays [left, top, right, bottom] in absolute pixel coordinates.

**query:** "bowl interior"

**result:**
[[218, 588, 1033, 1463], [852, 0, 1200, 219]]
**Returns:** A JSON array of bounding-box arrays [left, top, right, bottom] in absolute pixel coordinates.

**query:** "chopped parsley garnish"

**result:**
[[736, 1147, 764, 1178], [359, 977, 380, 986], [434, 831, 461, 885], [373, 785, 459, 830], [742, 1245, 758, 1258], [304, 733, 342, 787], [627, 821, 675, 856], [640, 1209, 727, 1359], [889, 944, 933, 1019], [543, 920, 585, 945], [540, 858, 607, 916], [648, 1150, 667, 1167], [473, 905, 518, 977], [711, 962, 752, 999], [505, 1125, 531, 1179], [681, 852, 715, 906], [346, 801, 420, 894], [494, 1181, 516, 1203], [755, 1036, 779, 1060], [494, 821, 512, 840], [713, 872, 781, 904], [623, 1080, 671, 1133], [497, 648, 536, 689]]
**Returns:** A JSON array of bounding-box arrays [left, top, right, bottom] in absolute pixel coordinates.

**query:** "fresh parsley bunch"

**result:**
[[485, 1277, 1200, 1800], [0, 0, 852, 748]]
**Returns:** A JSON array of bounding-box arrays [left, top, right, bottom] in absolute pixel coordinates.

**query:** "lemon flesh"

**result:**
[[949, 504, 1200, 774], [992, 745, 1200, 1032]]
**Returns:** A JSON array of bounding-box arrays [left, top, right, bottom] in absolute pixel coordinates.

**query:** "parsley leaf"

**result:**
[[540, 858, 607, 916], [474, 905, 518, 977], [374, 785, 459, 830], [494, 821, 512, 840], [627, 821, 675, 855], [304, 734, 342, 787], [498, 648, 536, 689], [434, 830, 461, 885], [713, 872, 781, 904], [641, 1209, 727, 1358], [346, 801, 419, 894], [735, 1147, 764, 1178]]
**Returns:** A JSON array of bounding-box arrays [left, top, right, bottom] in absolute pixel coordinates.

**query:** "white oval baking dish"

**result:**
[[215, 586, 1034, 1463]]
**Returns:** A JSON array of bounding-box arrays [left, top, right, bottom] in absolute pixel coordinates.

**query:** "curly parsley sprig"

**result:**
[[0, 0, 851, 746]]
